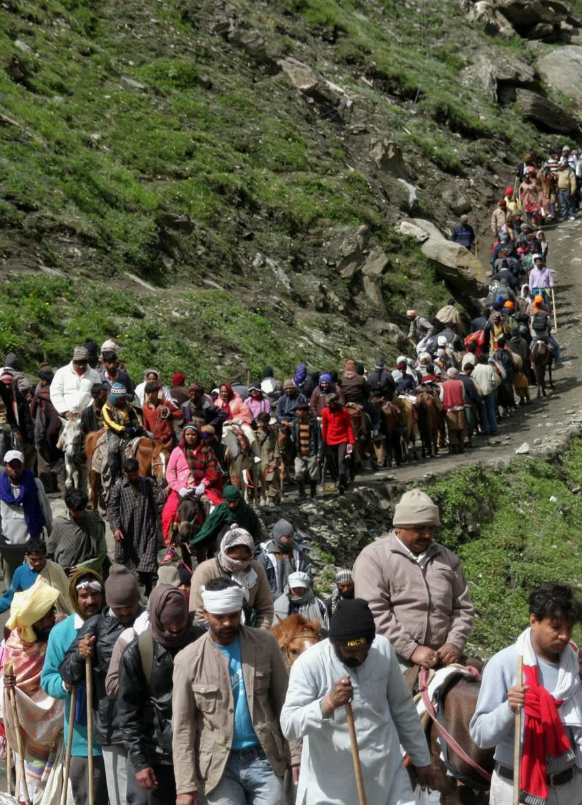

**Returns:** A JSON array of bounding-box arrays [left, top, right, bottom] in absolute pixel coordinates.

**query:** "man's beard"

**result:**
[[339, 589, 355, 600]]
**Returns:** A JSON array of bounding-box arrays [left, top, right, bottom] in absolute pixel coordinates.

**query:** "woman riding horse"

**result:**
[[160, 423, 223, 564]]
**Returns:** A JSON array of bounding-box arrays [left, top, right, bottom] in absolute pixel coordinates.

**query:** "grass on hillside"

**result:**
[[418, 445, 582, 656]]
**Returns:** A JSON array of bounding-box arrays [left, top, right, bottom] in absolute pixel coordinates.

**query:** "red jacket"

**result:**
[[142, 399, 182, 443], [321, 407, 356, 446], [441, 379, 465, 412]]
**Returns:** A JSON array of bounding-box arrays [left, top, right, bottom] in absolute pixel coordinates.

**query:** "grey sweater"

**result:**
[[470, 643, 575, 771]]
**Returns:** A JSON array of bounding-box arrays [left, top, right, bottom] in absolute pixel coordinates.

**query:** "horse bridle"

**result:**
[[150, 443, 167, 483]]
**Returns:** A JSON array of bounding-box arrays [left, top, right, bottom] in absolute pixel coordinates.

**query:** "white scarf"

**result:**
[[516, 627, 582, 766]]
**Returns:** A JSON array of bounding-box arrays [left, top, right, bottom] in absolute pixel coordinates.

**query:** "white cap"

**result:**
[[4, 450, 24, 465]]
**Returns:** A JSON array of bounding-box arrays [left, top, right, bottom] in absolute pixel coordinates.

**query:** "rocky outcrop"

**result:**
[[369, 138, 410, 182], [460, 52, 537, 104], [538, 46, 582, 109], [467, 2, 517, 37], [400, 219, 489, 297], [515, 88, 580, 133], [497, 0, 581, 38]]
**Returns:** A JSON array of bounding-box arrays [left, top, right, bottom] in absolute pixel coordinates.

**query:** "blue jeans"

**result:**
[[199, 747, 284, 805], [480, 393, 498, 435], [558, 189, 576, 218]]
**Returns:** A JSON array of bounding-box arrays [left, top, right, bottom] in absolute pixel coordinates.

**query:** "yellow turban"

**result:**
[[6, 578, 60, 643]]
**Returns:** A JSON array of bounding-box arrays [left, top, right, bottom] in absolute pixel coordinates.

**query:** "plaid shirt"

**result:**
[[108, 476, 165, 574]]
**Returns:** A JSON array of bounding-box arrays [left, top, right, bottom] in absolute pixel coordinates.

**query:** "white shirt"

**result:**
[[50, 362, 101, 415]]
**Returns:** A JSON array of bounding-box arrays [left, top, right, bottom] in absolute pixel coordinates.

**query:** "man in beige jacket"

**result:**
[[353, 488, 474, 672], [173, 578, 289, 805]]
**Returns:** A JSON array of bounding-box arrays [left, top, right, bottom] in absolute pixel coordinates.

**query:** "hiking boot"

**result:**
[[297, 482, 307, 500], [338, 483, 346, 496], [161, 548, 177, 565]]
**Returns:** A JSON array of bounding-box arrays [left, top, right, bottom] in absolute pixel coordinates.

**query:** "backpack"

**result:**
[[531, 311, 548, 334], [464, 330, 486, 356]]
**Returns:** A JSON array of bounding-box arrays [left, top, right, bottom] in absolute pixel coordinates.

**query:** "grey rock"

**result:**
[[279, 57, 318, 92], [460, 52, 536, 103], [538, 46, 582, 109], [361, 247, 389, 276], [399, 221, 430, 242], [497, 0, 580, 28], [369, 138, 410, 181], [228, 29, 268, 63], [467, 1, 517, 36], [266, 257, 292, 292], [515, 89, 580, 133], [534, 438, 543, 444], [158, 212, 195, 233], [362, 276, 386, 313], [515, 442, 530, 454], [409, 219, 489, 296], [121, 76, 146, 90], [14, 39, 33, 53], [326, 225, 370, 279]]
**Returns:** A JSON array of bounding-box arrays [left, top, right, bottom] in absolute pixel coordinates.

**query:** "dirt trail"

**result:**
[[362, 219, 582, 486]]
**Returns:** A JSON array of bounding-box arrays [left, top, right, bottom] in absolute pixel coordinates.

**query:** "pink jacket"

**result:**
[[218, 393, 254, 424], [166, 446, 220, 492]]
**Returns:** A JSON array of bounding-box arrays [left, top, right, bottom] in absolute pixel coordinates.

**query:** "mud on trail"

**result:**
[[360, 220, 582, 487]]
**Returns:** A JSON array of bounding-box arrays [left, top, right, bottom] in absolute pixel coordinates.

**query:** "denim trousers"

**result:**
[[480, 393, 498, 435], [558, 189, 576, 218], [200, 747, 284, 805]]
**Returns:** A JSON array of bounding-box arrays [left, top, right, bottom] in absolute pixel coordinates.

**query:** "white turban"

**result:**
[[201, 585, 245, 615]]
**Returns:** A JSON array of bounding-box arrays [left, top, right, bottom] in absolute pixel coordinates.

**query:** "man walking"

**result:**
[[119, 585, 203, 804], [280, 598, 432, 804], [61, 565, 145, 805], [0, 449, 52, 582], [291, 402, 323, 499], [108, 458, 166, 596], [48, 487, 108, 577], [321, 394, 355, 495], [172, 578, 290, 805], [353, 489, 474, 672], [41, 569, 107, 805], [470, 583, 582, 805]]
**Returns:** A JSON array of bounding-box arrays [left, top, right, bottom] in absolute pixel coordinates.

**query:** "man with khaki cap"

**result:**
[[51, 346, 101, 418], [353, 488, 474, 671]]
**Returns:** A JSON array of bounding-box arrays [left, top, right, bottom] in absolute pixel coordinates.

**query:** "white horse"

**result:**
[[56, 417, 84, 489]]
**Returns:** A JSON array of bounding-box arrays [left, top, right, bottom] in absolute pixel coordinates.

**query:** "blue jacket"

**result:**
[[451, 223, 475, 251], [0, 564, 38, 614], [41, 614, 102, 757]]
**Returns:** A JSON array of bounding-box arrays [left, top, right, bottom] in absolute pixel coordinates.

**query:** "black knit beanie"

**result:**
[[329, 598, 376, 647]]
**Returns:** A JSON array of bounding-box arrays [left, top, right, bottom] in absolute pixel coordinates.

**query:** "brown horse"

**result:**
[[531, 339, 554, 398], [395, 397, 418, 461], [417, 675, 494, 804], [416, 389, 441, 458], [376, 399, 404, 468], [346, 403, 375, 475], [271, 614, 323, 666], [84, 429, 170, 510]]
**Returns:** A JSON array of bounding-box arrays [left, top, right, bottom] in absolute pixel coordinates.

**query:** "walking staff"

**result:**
[[5, 661, 31, 805], [471, 583, 582, 805], [280, 598, 433, 805]]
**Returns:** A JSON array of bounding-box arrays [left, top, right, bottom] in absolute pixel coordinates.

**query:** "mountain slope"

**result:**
[[0, 0, 576, 380]]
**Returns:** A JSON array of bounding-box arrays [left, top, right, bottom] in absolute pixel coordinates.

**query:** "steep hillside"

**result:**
[[1, 0, 580, 380]]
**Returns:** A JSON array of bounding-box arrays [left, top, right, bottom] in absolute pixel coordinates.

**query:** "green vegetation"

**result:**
[[417, 444, 582, 656]]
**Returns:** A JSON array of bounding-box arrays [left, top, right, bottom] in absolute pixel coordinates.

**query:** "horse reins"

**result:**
[[418, 667, 492, 784]]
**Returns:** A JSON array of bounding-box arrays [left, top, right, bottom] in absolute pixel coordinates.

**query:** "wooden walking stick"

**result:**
[[60, 686, 77, 805], [6, 734, 12, 796], [551, 287, 558, 333], [5, 662, 31, 805], [513, 655, 524, 805], [86, 658, 94, 805], [345, 702, 367, 805]]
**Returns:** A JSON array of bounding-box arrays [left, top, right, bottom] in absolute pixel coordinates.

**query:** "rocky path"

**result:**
[[361, 219, 582, 486]]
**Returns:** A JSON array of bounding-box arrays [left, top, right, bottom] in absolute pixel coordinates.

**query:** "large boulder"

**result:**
[[538, 46, 582, 108], [369, 138, 410, 181], [497, 0, 580, 27], [460, 52, 536, 103], [404, 219, 489, 297], [361, 247, 389, 277], [515, 88, 580, 133], [324, 225, 370, 278], [467, 2, 517, 37], [278, 58, 318, 92]]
